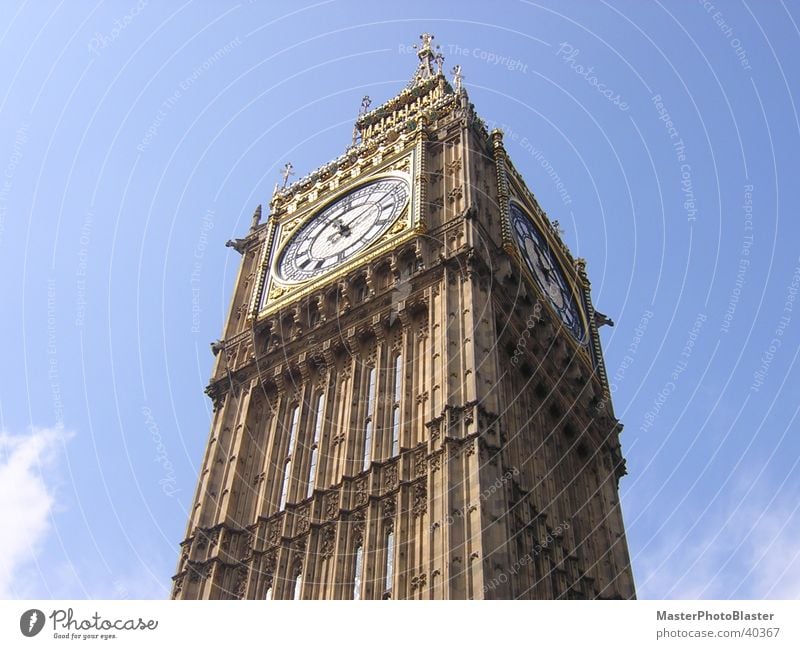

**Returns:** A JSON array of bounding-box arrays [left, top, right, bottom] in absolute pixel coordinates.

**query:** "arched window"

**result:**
[[293, 571, 303, 600], [353, 544, 364, 600], [363, 366, 376, 470], [279, 405, 300, 510], [390, 354, 402, 456], [264, 585, 273, 600], [306, 392, 325, 498]]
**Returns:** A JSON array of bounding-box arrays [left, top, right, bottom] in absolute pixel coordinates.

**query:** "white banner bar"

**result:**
[[1, 600, 798, 648]]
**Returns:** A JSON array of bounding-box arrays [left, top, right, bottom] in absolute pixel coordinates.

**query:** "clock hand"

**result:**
[[341, 202, 376, 231], [326, 216, 351, 242]]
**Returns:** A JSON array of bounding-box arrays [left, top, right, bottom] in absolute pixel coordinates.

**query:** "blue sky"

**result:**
[[0, 0, 798, 599]]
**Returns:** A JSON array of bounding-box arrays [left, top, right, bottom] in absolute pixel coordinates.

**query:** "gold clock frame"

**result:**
[[254, 147, 422, 319]]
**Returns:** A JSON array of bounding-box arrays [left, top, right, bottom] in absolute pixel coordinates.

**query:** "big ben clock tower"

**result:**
[[172, 34, 635, 600]]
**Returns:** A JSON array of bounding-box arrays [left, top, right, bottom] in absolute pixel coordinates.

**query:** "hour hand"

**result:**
[[327, 218, 350, 241]]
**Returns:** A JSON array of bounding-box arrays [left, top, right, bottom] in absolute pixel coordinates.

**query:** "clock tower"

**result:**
[[172, 34, 635, 600]]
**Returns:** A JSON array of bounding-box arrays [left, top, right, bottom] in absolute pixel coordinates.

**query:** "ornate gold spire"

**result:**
[[409, 33, 444, 86], [273, 34, 469, 205]]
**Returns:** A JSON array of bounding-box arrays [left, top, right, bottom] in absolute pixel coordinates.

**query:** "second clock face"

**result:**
[[276, 177, 409, 284], [509, 203, 585, 341]]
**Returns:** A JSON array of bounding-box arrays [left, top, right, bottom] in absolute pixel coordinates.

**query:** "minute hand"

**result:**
[[341, 202, 377, 232]]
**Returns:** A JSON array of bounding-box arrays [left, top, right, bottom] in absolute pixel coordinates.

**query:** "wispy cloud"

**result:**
[[0, 425, 71, 598], [634, 487, 800, 599]]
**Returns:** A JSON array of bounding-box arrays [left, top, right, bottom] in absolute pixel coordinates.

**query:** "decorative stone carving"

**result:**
[[268, 284, 288, 300], [234, 565, 248, 599], [326, 492, 340, 520], [355, 478, 368, 506], [382, 496, 396, 521], [447, 158, 462, 174], [384, 463, 398, 490], [205, 383, 226, 412], [414, 448, 427, 477], [447, 185, 463, 202], [321, 526, 336, 559], [352, 511, 366, 544], [267, 522, 280, 547], [263, 550, 277, 575], [412, 482, 427, 517], [297, 505, 310, 534]]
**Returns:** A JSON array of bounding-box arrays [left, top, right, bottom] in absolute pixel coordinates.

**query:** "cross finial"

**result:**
[[352, 95, 372, 146], [273, 162, 295, 196], [452, 64, 463, 92], [417, 32, 435, 58], [280, 162, 295, 188], [412, 32, 442, 83], [359, 95, 372, 115]]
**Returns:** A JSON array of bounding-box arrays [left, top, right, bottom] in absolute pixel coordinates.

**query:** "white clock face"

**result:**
[[509, 203, 585, 341], [276, 177, 410, 284]]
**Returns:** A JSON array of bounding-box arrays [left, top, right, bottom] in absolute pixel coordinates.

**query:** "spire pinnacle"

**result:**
[[452, 64, 464, 92], [410, 33, 443, 85], [351, 95, 372, 146]]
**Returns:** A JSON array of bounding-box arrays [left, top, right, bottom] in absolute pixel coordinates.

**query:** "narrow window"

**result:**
[[293, 573, 302, 600], [355, 280, 368, 302], [401, 256, 414, 280], [309, 305, 320, 327], [384, 530, 395, 594], [279, 405, 300, 510], [306, 392, 325, 498], [264, 585, 272, 600], [353, 544, 364, 600], [391, 354, 402, 456], [363, 366, 375, 470]]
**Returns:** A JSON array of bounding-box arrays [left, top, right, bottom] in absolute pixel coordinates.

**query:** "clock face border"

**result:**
[[507, 200, 588, 343], [274, 174, 410, 286], [253, 156, 420, 319]]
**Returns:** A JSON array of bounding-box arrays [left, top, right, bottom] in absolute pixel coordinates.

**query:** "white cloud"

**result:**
[[0, 426, 70, 598], [633, 490, 800, 599], [743, 507, 800, 599]]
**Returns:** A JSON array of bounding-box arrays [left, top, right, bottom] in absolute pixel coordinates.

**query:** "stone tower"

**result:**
[[172, 34, 635, 600]]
